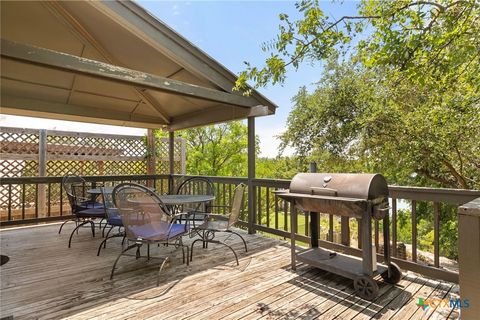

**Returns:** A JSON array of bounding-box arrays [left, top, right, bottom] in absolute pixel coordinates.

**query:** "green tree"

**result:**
[[236, 0, 480, 189], [156, 121, 252, 177]]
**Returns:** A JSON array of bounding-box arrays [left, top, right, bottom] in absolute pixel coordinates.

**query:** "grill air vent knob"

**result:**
[[323, 176, 332, 188]]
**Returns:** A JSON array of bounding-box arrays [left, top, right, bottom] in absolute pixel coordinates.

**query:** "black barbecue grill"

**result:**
[[276, 173, 402, 300]]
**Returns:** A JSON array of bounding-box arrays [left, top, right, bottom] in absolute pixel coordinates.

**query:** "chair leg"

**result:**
[[190, 238, 204, 262], [135, 246, 141, 259], [97, 233, 124, 256], [156, 256, 169, 286], [184, 244, 190, 266], [68, 221, 89, 248], [181, 244, 185, 264], [215, 240, 239, 266], [99, 218, 105, 230], [97, 238, 108, 256], [102, 223, 109, 237], [229, 231, 248, 252], [89, 220, 96, 237], [178, 238, 188, 265], [110, 244, 138, 280], [58, 219, 74, 234], [198, 239, 239, 266], [104, 226, 114, 245]]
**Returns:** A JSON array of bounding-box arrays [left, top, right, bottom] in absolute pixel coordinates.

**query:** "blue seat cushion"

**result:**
[[107, 215, 123, 227], [79, 201, 104, 209], [77, 208, 105, 219]]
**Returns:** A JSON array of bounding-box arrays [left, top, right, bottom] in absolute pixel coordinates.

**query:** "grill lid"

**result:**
[[289, 173, 389, 201], [275, 173, 390, 218]]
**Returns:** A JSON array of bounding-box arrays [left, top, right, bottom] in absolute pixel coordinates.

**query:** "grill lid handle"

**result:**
[[311, 187, 337, 197]]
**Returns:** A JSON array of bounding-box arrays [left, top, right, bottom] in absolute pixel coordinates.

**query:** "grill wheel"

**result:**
[[354, 276, 379, 301], [381, 262, 402, 284]]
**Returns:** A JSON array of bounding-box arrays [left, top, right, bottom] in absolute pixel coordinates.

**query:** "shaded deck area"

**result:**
[[1, 224, 459, 319]]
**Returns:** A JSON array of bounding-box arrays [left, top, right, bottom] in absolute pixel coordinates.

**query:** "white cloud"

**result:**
[[172, 4, 180, 16]]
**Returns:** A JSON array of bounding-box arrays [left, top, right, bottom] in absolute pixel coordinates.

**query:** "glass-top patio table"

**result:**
[[87, 187, 215, 206]]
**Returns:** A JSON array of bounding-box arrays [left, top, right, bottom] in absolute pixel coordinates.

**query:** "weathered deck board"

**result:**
[[0, 223, 458, 319]]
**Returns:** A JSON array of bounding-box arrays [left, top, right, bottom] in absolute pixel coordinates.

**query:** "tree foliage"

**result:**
[[236, 0, 480, 189], [156, 122, 251, 177]]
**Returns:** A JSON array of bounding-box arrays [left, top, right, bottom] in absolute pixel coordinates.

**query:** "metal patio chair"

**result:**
[[190, 183, 247, 265], [97, 187, 126, 256], [59, 174, 106, 248], [110, 182, 189, 285], [175, 176, 215, 228]]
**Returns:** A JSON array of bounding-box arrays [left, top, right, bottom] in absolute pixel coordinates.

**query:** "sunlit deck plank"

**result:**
[[1, 223, 456, 319]]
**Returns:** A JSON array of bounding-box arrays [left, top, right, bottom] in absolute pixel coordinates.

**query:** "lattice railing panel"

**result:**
[[101, 161, 146, 175], [1, 128, 185, 178], [47, 160, 99, 177], [0, 160, 38, 178], [0, 184, 36, 212], [47, 132, 146, 159], [155, 138, 184, 174], [0, 127, 39, 155], [1, 128, 186, 222]]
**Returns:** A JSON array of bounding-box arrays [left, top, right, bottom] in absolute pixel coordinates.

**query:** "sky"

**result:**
[[0, 0, 360, 158]]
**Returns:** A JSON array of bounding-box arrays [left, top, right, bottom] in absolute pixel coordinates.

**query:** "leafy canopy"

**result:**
[[236, 0, 480, 189], [156, 122, 253, 177]]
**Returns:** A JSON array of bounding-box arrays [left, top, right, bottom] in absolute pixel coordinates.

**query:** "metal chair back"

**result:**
[[112, 182, 174, 241], [227, 183, 246, 229], [62, 174, 87, 213], [100, 187, 120, 220], [176, 176, 215, 212]]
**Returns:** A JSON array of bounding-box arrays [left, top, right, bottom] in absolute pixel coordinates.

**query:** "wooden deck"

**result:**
[[1, 223, 459, 319]]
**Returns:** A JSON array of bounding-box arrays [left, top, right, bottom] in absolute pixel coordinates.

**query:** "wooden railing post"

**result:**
[[458, 197, 480, 319], [168, 131, 175, 193], [146, 129, 156, 187], [37, 129, 47, 217], [247, 117, 256, 234]]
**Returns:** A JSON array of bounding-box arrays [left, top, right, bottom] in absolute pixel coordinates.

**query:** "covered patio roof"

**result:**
[[0, 1, 277, 131]]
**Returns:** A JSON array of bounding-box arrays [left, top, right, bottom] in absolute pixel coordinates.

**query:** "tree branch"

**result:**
[[398, 1, 447, 12], [442, 158, 468, 188], [417, 168, 456, 187], [283, 15, 380, 69]]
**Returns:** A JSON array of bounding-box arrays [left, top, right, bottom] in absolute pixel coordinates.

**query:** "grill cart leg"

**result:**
[[310, 211, 319, 248], [361, 205, 373, 277], [380, 214, 402, 284]]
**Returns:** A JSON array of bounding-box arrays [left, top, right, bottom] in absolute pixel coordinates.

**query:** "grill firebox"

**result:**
[[276, 173, 402, 300]]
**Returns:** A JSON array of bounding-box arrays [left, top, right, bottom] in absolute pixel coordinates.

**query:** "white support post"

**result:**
[[247, 117, 256, 234]]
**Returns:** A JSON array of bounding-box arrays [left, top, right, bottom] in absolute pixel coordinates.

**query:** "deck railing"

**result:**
[[1, 174, 479, 284]]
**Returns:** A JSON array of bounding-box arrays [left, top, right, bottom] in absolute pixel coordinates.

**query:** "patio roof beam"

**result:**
[[2, 95, 166, 128], [167, 105, 270, 131], [1, 39, 262, 109], [43, 1, 171, 123]]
